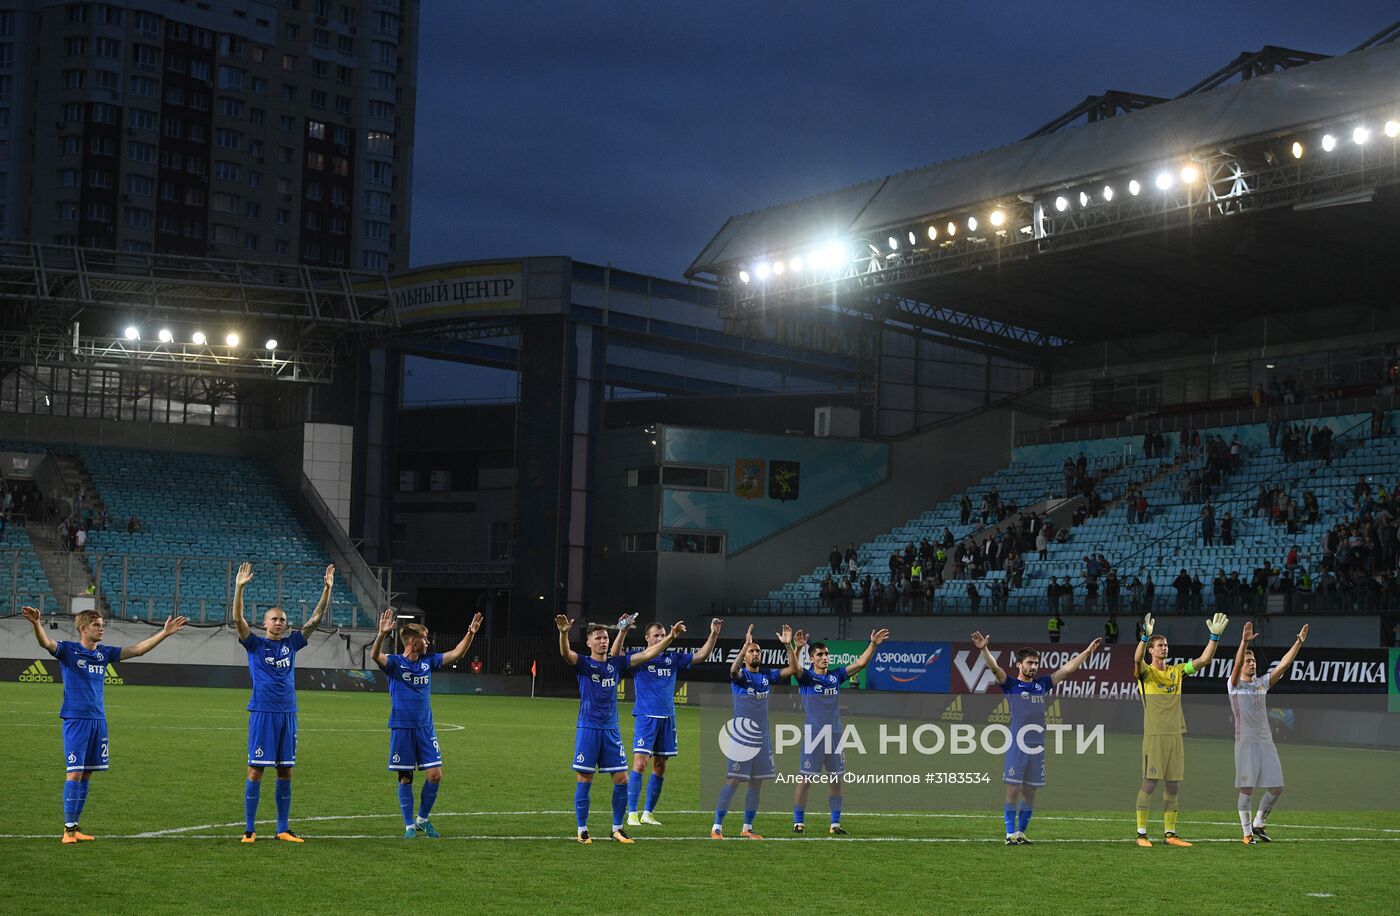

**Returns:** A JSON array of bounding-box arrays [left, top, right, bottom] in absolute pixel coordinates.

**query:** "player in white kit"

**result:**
[[1228, 621, 1308, 844]]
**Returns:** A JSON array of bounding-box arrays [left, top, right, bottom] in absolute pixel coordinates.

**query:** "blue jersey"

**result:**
[[627, 648, 693, 717], [51, 641, 123, 719], [797, 666, 850, 729], [999, 674, 1054, 731], [382, 652, 443, 728], [240, 631, 308, 713], [574, 655, 631, 728], [731, 667, 783, 726]]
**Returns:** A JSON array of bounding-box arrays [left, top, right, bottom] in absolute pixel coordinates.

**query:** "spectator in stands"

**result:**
[[1105, 569, 1121, 614], [966, 582, 981, 613], [1143, 574, 1156, 610], [1062, 458, 1076, 497], [828, 545, 843, 575], [844, 542, 858, 566], [1084, 574, 1099, 613], [1221, 511, 1235, 547], [1104, 615, 1118, 644], [1007, 551, 1025, 589], [889, 551, 903, 581], [1135, 489, 1148, 525], [960, 494, 972, 526], [1268, 412, 1281, 448], [1072, 503, 1087, 527], [1189, 574, 1204, 611], [74, 526, 86, 552], [1035, 527, 1048, 560], [941, 527, 955, 548], [127, 514, 141, 534], [990, 578, 1008, 614], [1045, 578, 1059, 615], [1047, 613, 1063, 644], [1059, 577, 1074, 613], [1172, 569, 1192, 611], [1142, 432, 1154, 460], [1201, 502, 1215, 547], [1053, 526, 1070, 545]]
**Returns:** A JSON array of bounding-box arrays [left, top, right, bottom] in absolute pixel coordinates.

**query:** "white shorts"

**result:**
[[1234, 738, 1284, 788]]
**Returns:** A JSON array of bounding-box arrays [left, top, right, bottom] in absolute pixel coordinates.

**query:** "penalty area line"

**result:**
[[1, 833, 1397, 844]]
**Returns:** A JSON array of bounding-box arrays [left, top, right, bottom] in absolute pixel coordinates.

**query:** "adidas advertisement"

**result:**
[[17, 660, 54, 683]]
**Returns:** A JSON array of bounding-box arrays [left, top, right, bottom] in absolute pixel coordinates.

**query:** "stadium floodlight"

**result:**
[[907, 230, 916, 246], [1321, 133, 1337, 152], [755, 262, 771, 280], [157, 328, 173, 343], [989, 210, 1006, 227], [1353, 126, 1370, 145], [1291, 141, 1304, 159], [1102, 185, 1114, 201], [1128, 179, 1141, 196], [966, 216, 977, 231], [226, 332, 240, 347], [192, 331, 207, 345], [926, 225, 938, 241], [1155, 172, 1173, 190], [1078, 191, 1089, 207], [945, 221, 956, 237], [772, 260, 785, 276], [1054, 195, 1068, 212], [888, 235, 899, 251], [1180, 165, 1199, 183], [789, 256, 803, 273], [1386, 120, 1400, 138], [738, 270, 750, 284], [824, 242, 848, 264], [123, 326, 139, 341], [266, 339, 279, 350]]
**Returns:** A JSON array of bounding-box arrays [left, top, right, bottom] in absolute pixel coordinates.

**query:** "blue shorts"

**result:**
[[632, 715, 679, 757], [800, 749, 846, 776], [573, 726, 626, 773], [389, 727, 442, 771], [725, 741, 775, 783], [248, 711, 298, 768], [1003, 746, 1046, 787], [62, 718, 109, 773]]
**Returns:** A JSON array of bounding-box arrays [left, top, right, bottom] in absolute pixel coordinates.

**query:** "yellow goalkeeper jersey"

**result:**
[[1136, 660, 1195, 735]]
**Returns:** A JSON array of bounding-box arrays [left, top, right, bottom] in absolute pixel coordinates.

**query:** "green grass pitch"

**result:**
[[0, 682, 1395, 914]]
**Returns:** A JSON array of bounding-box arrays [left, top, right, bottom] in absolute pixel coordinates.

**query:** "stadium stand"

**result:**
[[744, 412, 1400, 616]]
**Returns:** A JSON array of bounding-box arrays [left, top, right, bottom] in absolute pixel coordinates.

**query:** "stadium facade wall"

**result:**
[[0, 412, 282, 458]]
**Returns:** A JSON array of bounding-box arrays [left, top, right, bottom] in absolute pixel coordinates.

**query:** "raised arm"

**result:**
[[370, 608, 395, 668], [232, 562, 253, 640], [1191, 612, 1230, 670], [120, 615, 188, 660], [691, 616, 723, 665], [441, 612, 483, 666], [633, 621, 685, 665], [1134, 614, 1153, 672], [610, 615, 633, 659], [1267, 624, 1309, 689], [1051, 637, 1104, 686], [779, 628, 806, 679], [555, 615, 578, 666], [970, 631, 1007, 684], [20, 606, 57, 654], [845, 628, 891, 678], [1230, 621, 1254, 687], [731, 625, 755, 682], [302, 564, 334, 637]]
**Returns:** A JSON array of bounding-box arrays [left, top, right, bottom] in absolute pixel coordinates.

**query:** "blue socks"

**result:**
[[829, 795, 842, 825], [397, 782, 415, 826], [274, 779, 291, 834], [418, 780, 439, 820], [645, 774, 664, 813], [714, 782, 737, 826], [744, 786, 761, 827], [1004, 802, 1017, 835], [244, 780, 260, 833], [627, 770, 644, 814], [794, 806, 806, 826], [574, 781, 590, 830], [75, 781, 89, 820], [610, 782, 627, 830], [1018, 806, 1033, 833], [63, 781, 80, 826]]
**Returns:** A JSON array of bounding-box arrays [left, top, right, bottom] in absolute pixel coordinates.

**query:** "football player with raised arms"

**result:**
[[370, 606, 483, 838]]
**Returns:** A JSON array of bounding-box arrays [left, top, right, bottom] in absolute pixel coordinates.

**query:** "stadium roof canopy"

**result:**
[[687, 38, 1400, 355]]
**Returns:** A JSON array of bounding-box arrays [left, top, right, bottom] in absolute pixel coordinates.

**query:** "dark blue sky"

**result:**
[[408, 2, 1397, 281]]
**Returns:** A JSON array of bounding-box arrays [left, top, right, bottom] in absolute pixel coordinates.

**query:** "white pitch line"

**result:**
[[65, 809, 1400, 840], [2, 833, 1398, 844]]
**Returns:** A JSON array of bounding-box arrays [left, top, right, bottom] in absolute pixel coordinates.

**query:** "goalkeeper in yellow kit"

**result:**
[[1133, 611, 1229, 847]]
